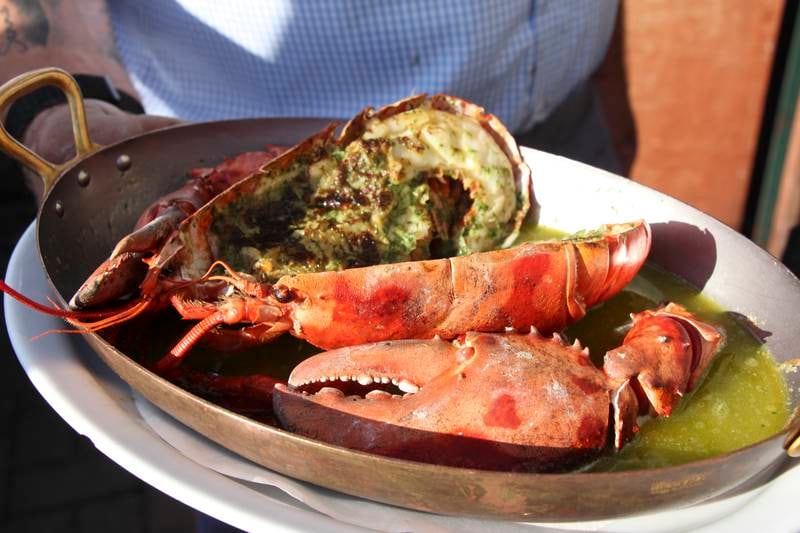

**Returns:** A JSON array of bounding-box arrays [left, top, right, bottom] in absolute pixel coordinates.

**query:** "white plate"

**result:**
[[8, 223, 800, 532]]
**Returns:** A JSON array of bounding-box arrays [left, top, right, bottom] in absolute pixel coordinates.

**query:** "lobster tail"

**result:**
[[569, 220, 653, 320], [279, 220, 652, 349]]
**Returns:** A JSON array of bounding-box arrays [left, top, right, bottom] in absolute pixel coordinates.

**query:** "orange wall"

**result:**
[[611, 1, 784, 229]]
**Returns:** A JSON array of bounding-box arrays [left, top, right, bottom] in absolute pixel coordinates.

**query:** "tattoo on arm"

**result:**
[[1, 0, 49, 55], [13, 0, 48, 45], [1, 5, 27, 54], [0, 0, 135, 95]]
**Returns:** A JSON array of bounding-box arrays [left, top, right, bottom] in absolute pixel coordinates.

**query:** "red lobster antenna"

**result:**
[[0, 279, 153, 331]]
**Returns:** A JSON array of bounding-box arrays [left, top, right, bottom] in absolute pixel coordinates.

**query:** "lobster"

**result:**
[[0, 93, 715, 472], [74, 218, 651, 374], [4, 93, 650, 374], [21, 94, 549, 362]]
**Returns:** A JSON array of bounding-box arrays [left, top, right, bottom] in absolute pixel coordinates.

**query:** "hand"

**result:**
[[22, 99, 182, 202]]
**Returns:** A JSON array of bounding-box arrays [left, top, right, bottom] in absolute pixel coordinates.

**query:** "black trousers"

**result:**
[[516, 81, 622, 176]]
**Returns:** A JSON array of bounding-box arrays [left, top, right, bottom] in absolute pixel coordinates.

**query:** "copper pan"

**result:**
[[1, 68, 798, 521]]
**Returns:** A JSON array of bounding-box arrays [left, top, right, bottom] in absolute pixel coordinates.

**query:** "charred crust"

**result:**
[[331, 232, 381, 269], [378, 190, 393, 208]]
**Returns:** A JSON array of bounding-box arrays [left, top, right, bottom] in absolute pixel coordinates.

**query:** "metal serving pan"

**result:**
[[1, 68, 798, 521]]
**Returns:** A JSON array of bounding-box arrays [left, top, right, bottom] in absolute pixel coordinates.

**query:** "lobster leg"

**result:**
[[154, 294, 290, 372], [198, 324, 292, 353]]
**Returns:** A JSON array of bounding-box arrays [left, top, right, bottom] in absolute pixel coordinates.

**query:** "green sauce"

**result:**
[[517, 225, 792, 471], [515, 223, 566, 242]]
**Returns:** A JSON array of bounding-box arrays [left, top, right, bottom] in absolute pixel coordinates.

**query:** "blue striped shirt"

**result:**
[[108, 0, 617, 133]]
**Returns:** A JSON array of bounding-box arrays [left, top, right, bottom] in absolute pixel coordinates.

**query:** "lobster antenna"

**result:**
[[0, 279, 150, 324]]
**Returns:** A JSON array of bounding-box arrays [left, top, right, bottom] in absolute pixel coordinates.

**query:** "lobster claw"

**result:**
[[604, 303, 724, 417], [69, 207, 189, 309], [274, 332, 627, 471], [69, 252, 148, 309]]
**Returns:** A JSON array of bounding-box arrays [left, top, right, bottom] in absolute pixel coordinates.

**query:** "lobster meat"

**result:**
[[70, 94, 531, 311], [273, 303, 723, 471]]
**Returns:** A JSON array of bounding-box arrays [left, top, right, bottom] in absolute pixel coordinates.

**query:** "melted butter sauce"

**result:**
[[517, 224, 791, 471]]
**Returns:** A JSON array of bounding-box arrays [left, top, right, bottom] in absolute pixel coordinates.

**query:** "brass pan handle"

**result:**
[[785, 413, 800, 458], [0, 67, 101, 195]]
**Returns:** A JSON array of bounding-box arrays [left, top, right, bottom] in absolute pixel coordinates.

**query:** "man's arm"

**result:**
[[0, 0, 135, 94], [0, 0, 181, 203]]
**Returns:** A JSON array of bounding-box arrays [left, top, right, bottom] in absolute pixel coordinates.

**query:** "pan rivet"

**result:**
[[55, 200, 64, 217], [116, 154, 132, 171], [77, 170, 90, 187]]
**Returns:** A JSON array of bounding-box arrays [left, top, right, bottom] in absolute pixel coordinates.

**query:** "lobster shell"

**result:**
[[169, 94, 533, 281]]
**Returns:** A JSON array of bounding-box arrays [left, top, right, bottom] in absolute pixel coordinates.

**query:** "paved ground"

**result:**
[[0, 171, 201, 533]]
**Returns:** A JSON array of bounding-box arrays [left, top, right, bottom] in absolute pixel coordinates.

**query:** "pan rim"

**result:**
[[33, 117, 799, 476]]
